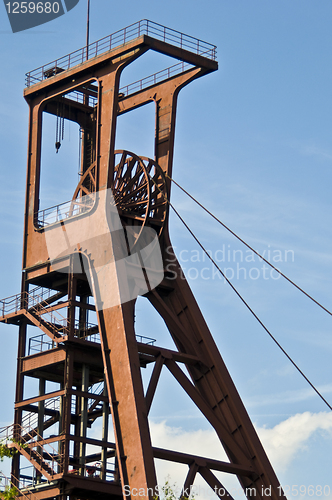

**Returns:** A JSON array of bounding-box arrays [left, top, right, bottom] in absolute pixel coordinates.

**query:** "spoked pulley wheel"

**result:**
[[72, 150, 168, 247], [112, 150, 168, 244]]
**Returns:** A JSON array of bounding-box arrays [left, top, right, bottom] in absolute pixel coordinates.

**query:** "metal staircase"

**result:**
[[0, 471, 38, 500], [20, 397, 61, 440], [0, 287, 68, 341], [0, 286, 101, 343], [0, 424, 63, 482]]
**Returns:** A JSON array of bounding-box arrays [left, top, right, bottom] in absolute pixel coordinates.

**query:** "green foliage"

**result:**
[[0, 442, 16, 462], [0, 485, 18, 500], [155, 479, 194, 500], [0, 440, 18, 500], [9, 439, 28, 451], [0, 440, 26, 499], [0, 438, 29, 462], [156, 480, 177, 500]]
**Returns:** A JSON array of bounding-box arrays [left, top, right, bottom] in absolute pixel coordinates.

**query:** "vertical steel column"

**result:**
[[37, 378, 46, 484], [37, 378, 46, 437], [78, 295, 88, 338], [62, 350, 74, 475], [12, 320, 27, 487], [101, 379, 109, 480], [58, 382, 64, 474], [67, 260, 77, 340], [79, 364, 89, 475]]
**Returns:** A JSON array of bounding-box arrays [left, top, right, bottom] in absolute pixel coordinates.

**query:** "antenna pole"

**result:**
[[86, 0, 90, 60]]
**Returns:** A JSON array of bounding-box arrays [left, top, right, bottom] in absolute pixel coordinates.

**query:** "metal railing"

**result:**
[[136, 335, 156, 345], [0, 471, 38, 500], [21, 396, 60, 431], [0, 286, 52, 318], [1, 287, 156, 347], [64, 88, 98, 107], [27, 330, 155, 357], [0, 288, 69, 337], [16, 466, 47, 489], [0, 292, 22, 317], [27, 323, 100, 355], [28, 334, 55, 355], [27, 294, 69, 337], [0, 444, 115, 485], [25, 19, 217, 87], [88, 382, 105, 410], [27, 286, 53, 305], [74, 321, 99, 339], [67, 460, 116, 482], [79, 331, 100, 344], [37, 195, 94, 227], [0, 423, 64, 480], [119, 61, 192, 97]]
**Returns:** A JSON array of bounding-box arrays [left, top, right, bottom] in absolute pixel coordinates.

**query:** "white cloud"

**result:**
[[149, 412, 332, 498], [150, 420, 226, 460], [149, 421, 229, 499], [256, 411, 332, 472], [87, 411, 332, 499]]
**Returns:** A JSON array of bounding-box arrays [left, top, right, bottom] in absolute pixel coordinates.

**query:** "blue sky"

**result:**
[[1, 1, 332, 498]]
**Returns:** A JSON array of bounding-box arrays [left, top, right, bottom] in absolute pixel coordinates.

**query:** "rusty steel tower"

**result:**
[[0, 20, 286, 500]]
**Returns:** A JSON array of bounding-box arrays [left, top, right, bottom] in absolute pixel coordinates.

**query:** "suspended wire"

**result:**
[[61, 105, 65, 141], [148, 173, 332, 412], [166, 173, 332, 319], [78, 127, 83, 177], [55, 100, 64, 153], [55, 101, 60, 151]]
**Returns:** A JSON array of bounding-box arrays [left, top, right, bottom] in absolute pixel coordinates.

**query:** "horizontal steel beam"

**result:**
[[153, 446, 254, 476]]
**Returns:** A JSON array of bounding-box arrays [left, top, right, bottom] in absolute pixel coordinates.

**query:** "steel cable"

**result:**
[[147, 173, 332, 412], [166, 173, 332, 318]]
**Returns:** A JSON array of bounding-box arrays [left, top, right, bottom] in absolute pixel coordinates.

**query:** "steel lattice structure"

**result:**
[[0, 20, 286, 500]]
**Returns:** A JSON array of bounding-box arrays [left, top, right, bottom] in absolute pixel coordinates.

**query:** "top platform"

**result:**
[[25, 19, 217, 88]]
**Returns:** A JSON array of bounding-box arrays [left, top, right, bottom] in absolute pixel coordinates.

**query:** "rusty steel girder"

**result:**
[[0, 20, 287, 500]]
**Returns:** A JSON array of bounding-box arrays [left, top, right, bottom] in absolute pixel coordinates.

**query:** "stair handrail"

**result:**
[[0, 471, 38, 500], [0, 292, 22, 317], [0, 287, 69, 338], [29, 305, 69, 337], [88, 383, 105, 413], [1, 423, 64, 479], [26, 293, 68, 333], [21, 396, 60, 434]]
